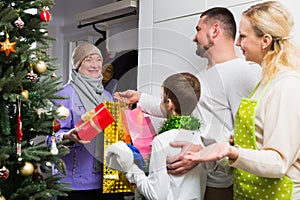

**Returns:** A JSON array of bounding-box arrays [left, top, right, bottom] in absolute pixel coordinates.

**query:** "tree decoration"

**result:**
[[14, 17, 24, 29], [0, 166, 9, 180], [56, 104, 70, 120], [0, 194, 6, 200], [20, 85, 29, 99], [40, 6, 51, 22], [50, 136, 58, 155], [50, 120, 59, 155], [19, 161, 34, 176], [26, 64, 38, 82], [34, 107, 50, 118], [0, 33, 16, 57], [53, 119, 61, 133], [20, 90, 28, 99], [40, 161, 53, 173], [33, 59, 47, 74], [51, 72, 57, 79], [16, 112, 23, 142], [16, 98, 23, 160]]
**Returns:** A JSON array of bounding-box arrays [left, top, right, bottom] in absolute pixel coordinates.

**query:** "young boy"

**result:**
[[106, 72, 207, 200]]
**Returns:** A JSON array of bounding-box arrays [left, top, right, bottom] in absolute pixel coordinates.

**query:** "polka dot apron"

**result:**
[[233, 82, 294, 200]]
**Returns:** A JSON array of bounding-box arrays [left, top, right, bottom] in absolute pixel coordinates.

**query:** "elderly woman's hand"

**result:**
[[63, 128, 90, 144]]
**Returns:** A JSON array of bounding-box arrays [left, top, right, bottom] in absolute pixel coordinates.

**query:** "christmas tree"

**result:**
[[0, 0, 70, 199]]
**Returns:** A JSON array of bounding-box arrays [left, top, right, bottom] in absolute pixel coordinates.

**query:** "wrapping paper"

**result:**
[[103, 101, 134, 193], [122, 106, 156, 160], [75, 103, 114, 141]]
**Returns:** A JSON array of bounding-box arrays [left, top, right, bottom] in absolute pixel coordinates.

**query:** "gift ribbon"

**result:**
[[78, 106, 105, 133], [81, 109, 95, 121], [90, 117, 102, 133]]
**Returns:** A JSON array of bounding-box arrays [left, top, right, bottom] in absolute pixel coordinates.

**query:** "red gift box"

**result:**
[[75, 103, 114, 141]]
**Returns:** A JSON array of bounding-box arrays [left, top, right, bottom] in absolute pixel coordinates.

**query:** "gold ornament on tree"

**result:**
[[20, 84, 28, 99], [33, 59, 47, 74], [20, 90, 28, 99], [19, 161, 34, 176], [0, 187, 5, 200], [0, 194, 6, 200]]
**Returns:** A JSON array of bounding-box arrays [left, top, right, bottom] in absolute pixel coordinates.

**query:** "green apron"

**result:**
[[233, 82, 294, 200]]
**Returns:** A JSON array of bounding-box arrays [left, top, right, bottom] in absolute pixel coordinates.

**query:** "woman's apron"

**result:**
[[233, 82, 294, 200]]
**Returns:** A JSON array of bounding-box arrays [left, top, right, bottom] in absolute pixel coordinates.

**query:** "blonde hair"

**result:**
[[243, 1, 300, 83]]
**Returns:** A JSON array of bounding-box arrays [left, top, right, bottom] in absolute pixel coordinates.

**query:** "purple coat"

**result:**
[[48, 84, 113, 190]]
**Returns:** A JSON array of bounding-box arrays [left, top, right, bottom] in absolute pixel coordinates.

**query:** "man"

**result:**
[[115, 7, 261, 200]]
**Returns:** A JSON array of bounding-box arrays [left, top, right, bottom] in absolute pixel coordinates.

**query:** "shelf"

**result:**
[[75, 0, 138, 28]]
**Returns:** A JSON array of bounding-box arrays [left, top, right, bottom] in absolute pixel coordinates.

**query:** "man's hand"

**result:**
[[63, 128, 90, 144], [166, 141, 202, 175], [114, 90, 141, 105]]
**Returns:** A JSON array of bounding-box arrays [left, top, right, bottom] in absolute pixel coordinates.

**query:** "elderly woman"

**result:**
[[53, 42, 113, 200]]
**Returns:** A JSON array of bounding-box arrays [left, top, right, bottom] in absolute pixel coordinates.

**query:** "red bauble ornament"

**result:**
[[40, 7, 51, 22], [53, 119, 61, 132]]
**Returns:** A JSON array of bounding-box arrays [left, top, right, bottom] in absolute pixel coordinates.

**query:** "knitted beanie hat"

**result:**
[[72, 42, 103, 69]]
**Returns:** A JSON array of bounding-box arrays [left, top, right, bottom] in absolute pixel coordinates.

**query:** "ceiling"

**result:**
[[50, 0, 114, 26]]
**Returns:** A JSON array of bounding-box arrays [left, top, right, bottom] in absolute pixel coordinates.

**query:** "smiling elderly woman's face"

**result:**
[[78, 54, 103, 79]]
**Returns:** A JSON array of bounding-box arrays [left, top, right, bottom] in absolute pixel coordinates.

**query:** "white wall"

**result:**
[[277, 0, 300, 46], [138, 0, 300, 95]]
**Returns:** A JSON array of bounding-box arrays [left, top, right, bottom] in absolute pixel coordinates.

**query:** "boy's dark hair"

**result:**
[[201, 7, 236, 40], [162, 72, 200, 115]]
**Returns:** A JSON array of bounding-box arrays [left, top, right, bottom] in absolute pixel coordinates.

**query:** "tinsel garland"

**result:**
[[158, 115, 201, 134]]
